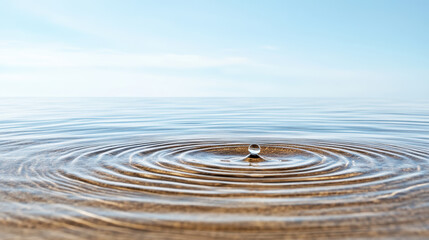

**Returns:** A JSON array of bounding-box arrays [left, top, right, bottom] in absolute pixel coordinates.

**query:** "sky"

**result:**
[[0, 0, 428, 98]]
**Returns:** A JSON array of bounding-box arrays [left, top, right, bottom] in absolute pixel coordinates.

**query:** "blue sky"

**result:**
[[0, 0, 428, 97]]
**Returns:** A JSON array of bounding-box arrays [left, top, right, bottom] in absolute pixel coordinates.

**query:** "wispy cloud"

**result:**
[[0, 44, 251, 69], [261, 45, 279, 51], [0, 42, 408, 97]]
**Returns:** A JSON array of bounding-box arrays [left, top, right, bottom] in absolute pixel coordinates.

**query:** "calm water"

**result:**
[[0, 98, 428, 239]]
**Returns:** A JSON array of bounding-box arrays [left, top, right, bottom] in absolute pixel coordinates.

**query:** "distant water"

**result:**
[[0, 98, 428, 239]]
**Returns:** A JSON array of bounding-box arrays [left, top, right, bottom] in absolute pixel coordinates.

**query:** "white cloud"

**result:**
[[0, 69, 268, 97], [261, 45, 279, 51], [1, 42, 414, 98], [0, 45, 251, 69]]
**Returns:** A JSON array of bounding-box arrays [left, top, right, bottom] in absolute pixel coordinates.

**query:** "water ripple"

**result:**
[[1, 138, 428, 239], [0, 98, 429, 239]]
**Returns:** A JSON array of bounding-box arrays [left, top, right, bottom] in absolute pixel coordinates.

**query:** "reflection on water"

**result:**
[[0, 98, 428, 239], [248, 143, 261, 155]]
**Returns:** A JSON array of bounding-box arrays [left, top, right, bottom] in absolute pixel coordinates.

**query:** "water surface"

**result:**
[[0, 98, 428, 239]]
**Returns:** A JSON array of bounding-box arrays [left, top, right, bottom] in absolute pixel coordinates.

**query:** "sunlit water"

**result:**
[[0, 98, 428, 239]]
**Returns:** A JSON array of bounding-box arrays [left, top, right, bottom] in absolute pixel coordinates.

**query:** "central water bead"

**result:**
[[248, 144, 261, 155]]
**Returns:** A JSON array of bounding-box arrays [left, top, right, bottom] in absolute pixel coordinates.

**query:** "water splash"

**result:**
[[248, 144, 261, 156], [0, 98, 429, 239]]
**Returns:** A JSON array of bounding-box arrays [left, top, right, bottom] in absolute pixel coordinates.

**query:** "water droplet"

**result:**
[[248, 144, 261, 155]]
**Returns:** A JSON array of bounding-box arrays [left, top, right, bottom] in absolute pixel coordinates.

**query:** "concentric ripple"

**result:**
[[1, 98, 429, 239], [1, 139, 428, 239]]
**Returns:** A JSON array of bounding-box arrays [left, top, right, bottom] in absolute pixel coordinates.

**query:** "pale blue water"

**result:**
[[0, 98, 428, 239], [1, 98, 428, 143]]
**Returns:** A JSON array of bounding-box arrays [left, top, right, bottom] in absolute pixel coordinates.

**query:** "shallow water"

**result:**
[[0, 98, 428, 239]]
